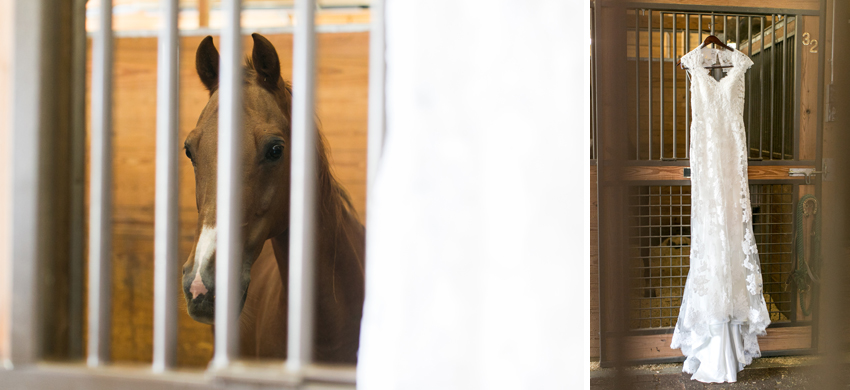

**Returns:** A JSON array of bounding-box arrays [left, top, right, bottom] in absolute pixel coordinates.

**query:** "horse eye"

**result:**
[[185, 148, 193, 161], [266, 144, 283, 161]]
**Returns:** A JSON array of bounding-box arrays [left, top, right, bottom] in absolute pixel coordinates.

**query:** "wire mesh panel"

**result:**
[[624, 10, 798, 161], [628, 184, 795, 329], [751, 184, 795, 322], [628, 186, 691, 329]]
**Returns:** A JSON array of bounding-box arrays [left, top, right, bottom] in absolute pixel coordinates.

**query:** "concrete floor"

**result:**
[[590, 356, 850, 389]]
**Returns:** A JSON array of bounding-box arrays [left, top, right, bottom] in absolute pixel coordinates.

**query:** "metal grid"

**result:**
[[625, 10, 797, 161], [628, 184, 795, 329], [751, 184, 795, 322], [628, 186, 691, 329]]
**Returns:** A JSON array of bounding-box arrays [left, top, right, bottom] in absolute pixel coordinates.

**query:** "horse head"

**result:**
[[182, 34, 293, 324]]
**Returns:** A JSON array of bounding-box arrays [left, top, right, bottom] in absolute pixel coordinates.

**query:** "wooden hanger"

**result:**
[[677, 35, 735, 70]]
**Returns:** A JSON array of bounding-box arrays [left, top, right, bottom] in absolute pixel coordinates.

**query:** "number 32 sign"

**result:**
[[802, 32, 818, 53]]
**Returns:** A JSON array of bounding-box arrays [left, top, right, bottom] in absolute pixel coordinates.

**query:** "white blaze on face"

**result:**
[[190, 225, 216, 299]]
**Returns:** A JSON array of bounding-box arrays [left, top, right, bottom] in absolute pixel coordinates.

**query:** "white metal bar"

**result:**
[[88, 0, 114, 367], [153, 0, 180, 372], [4, 0, 46, 367], [211, 0, 243, 369], [367, 0, 385, 193], [287, 0, 318, 373], [0, 362, 358, 389], [93, 24, 371, 39]]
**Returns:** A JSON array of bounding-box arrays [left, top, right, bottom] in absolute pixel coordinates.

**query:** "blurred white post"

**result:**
[[0, 0, 12, 366], [153, 0, 180, 372], [287, 0, 318, 373], [88, 0, 114, 367], [1, 0, 46, 368], [211, 0, 244, 370], [357, 1, 590, 389], [367, 0, 385, 189]]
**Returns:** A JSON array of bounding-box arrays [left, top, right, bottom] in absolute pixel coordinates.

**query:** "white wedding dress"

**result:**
[[670, 44, 772, 383]]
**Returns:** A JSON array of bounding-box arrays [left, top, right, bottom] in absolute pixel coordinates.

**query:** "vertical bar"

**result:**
[[699, 14, 702, 43], [68, 0, 88, 359], [736, 16, 740, 52], [672, 13, 676, 159], [699, 14, 703, 80], [5, 0, 47, 366], [590, 6, 595, 160], [288, 0, 318, 373], [711, 15, 716, 79], [760, 16, 765, 159], [710, 14, 715, 35], [635, 9, 640, 160], [153, 0, 179, 372], [685, 13, 689, 158], [794, 14, 801, 159], [782, 14, 787, 160], [88, 0, 114, 367], [770, 14, 775, 160], [211, 0, 243, 369], [648, 10, 652, 160], [748, 16, 753, 157], [735, 14, 741, 153], [660, 12, 664, 159], [368, 0, 385, 192]]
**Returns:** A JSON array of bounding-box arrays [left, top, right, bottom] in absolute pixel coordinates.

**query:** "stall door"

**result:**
[[595, 0, 824, 364]]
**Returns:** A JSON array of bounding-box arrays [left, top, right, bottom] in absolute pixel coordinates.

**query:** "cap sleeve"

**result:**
[[735, 50, 754, 70], [679, 50, 699, 71]]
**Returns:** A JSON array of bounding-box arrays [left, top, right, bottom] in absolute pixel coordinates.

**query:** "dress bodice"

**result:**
[[680, 44, 754, 119]]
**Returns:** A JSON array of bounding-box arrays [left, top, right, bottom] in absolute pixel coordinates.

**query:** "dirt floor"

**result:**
[[590, 356, 850, 389]]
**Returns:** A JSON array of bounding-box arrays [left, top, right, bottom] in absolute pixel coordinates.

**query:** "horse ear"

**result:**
[[251, 33, 281, 90], [196, 36, 220, 93]]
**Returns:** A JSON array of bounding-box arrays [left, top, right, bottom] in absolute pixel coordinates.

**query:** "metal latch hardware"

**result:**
[[789, 168, 824, 184]]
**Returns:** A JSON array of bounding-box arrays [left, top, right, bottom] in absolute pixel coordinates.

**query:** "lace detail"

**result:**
[[671, 44, 770, 372]]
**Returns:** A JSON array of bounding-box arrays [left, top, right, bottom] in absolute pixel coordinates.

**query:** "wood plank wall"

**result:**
[[86, 32, 368, 366]]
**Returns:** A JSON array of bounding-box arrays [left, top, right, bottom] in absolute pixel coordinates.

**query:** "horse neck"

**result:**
[[269, 175, 365, 285]]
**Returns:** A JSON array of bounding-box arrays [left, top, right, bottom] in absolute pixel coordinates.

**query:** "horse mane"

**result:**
[[244, 58, 362, 262]]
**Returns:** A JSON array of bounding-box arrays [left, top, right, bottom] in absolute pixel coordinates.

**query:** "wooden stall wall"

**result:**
[[86, 32, 369, 366]]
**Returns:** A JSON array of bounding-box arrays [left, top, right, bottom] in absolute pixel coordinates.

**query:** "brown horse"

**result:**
[[180, 33, 365, 364]]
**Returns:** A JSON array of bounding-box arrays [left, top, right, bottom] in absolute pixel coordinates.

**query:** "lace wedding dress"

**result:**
[[670, 44, 772, 383]]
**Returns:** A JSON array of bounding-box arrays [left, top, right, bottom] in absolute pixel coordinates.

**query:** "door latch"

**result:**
[[789, 165, 827, 185]]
